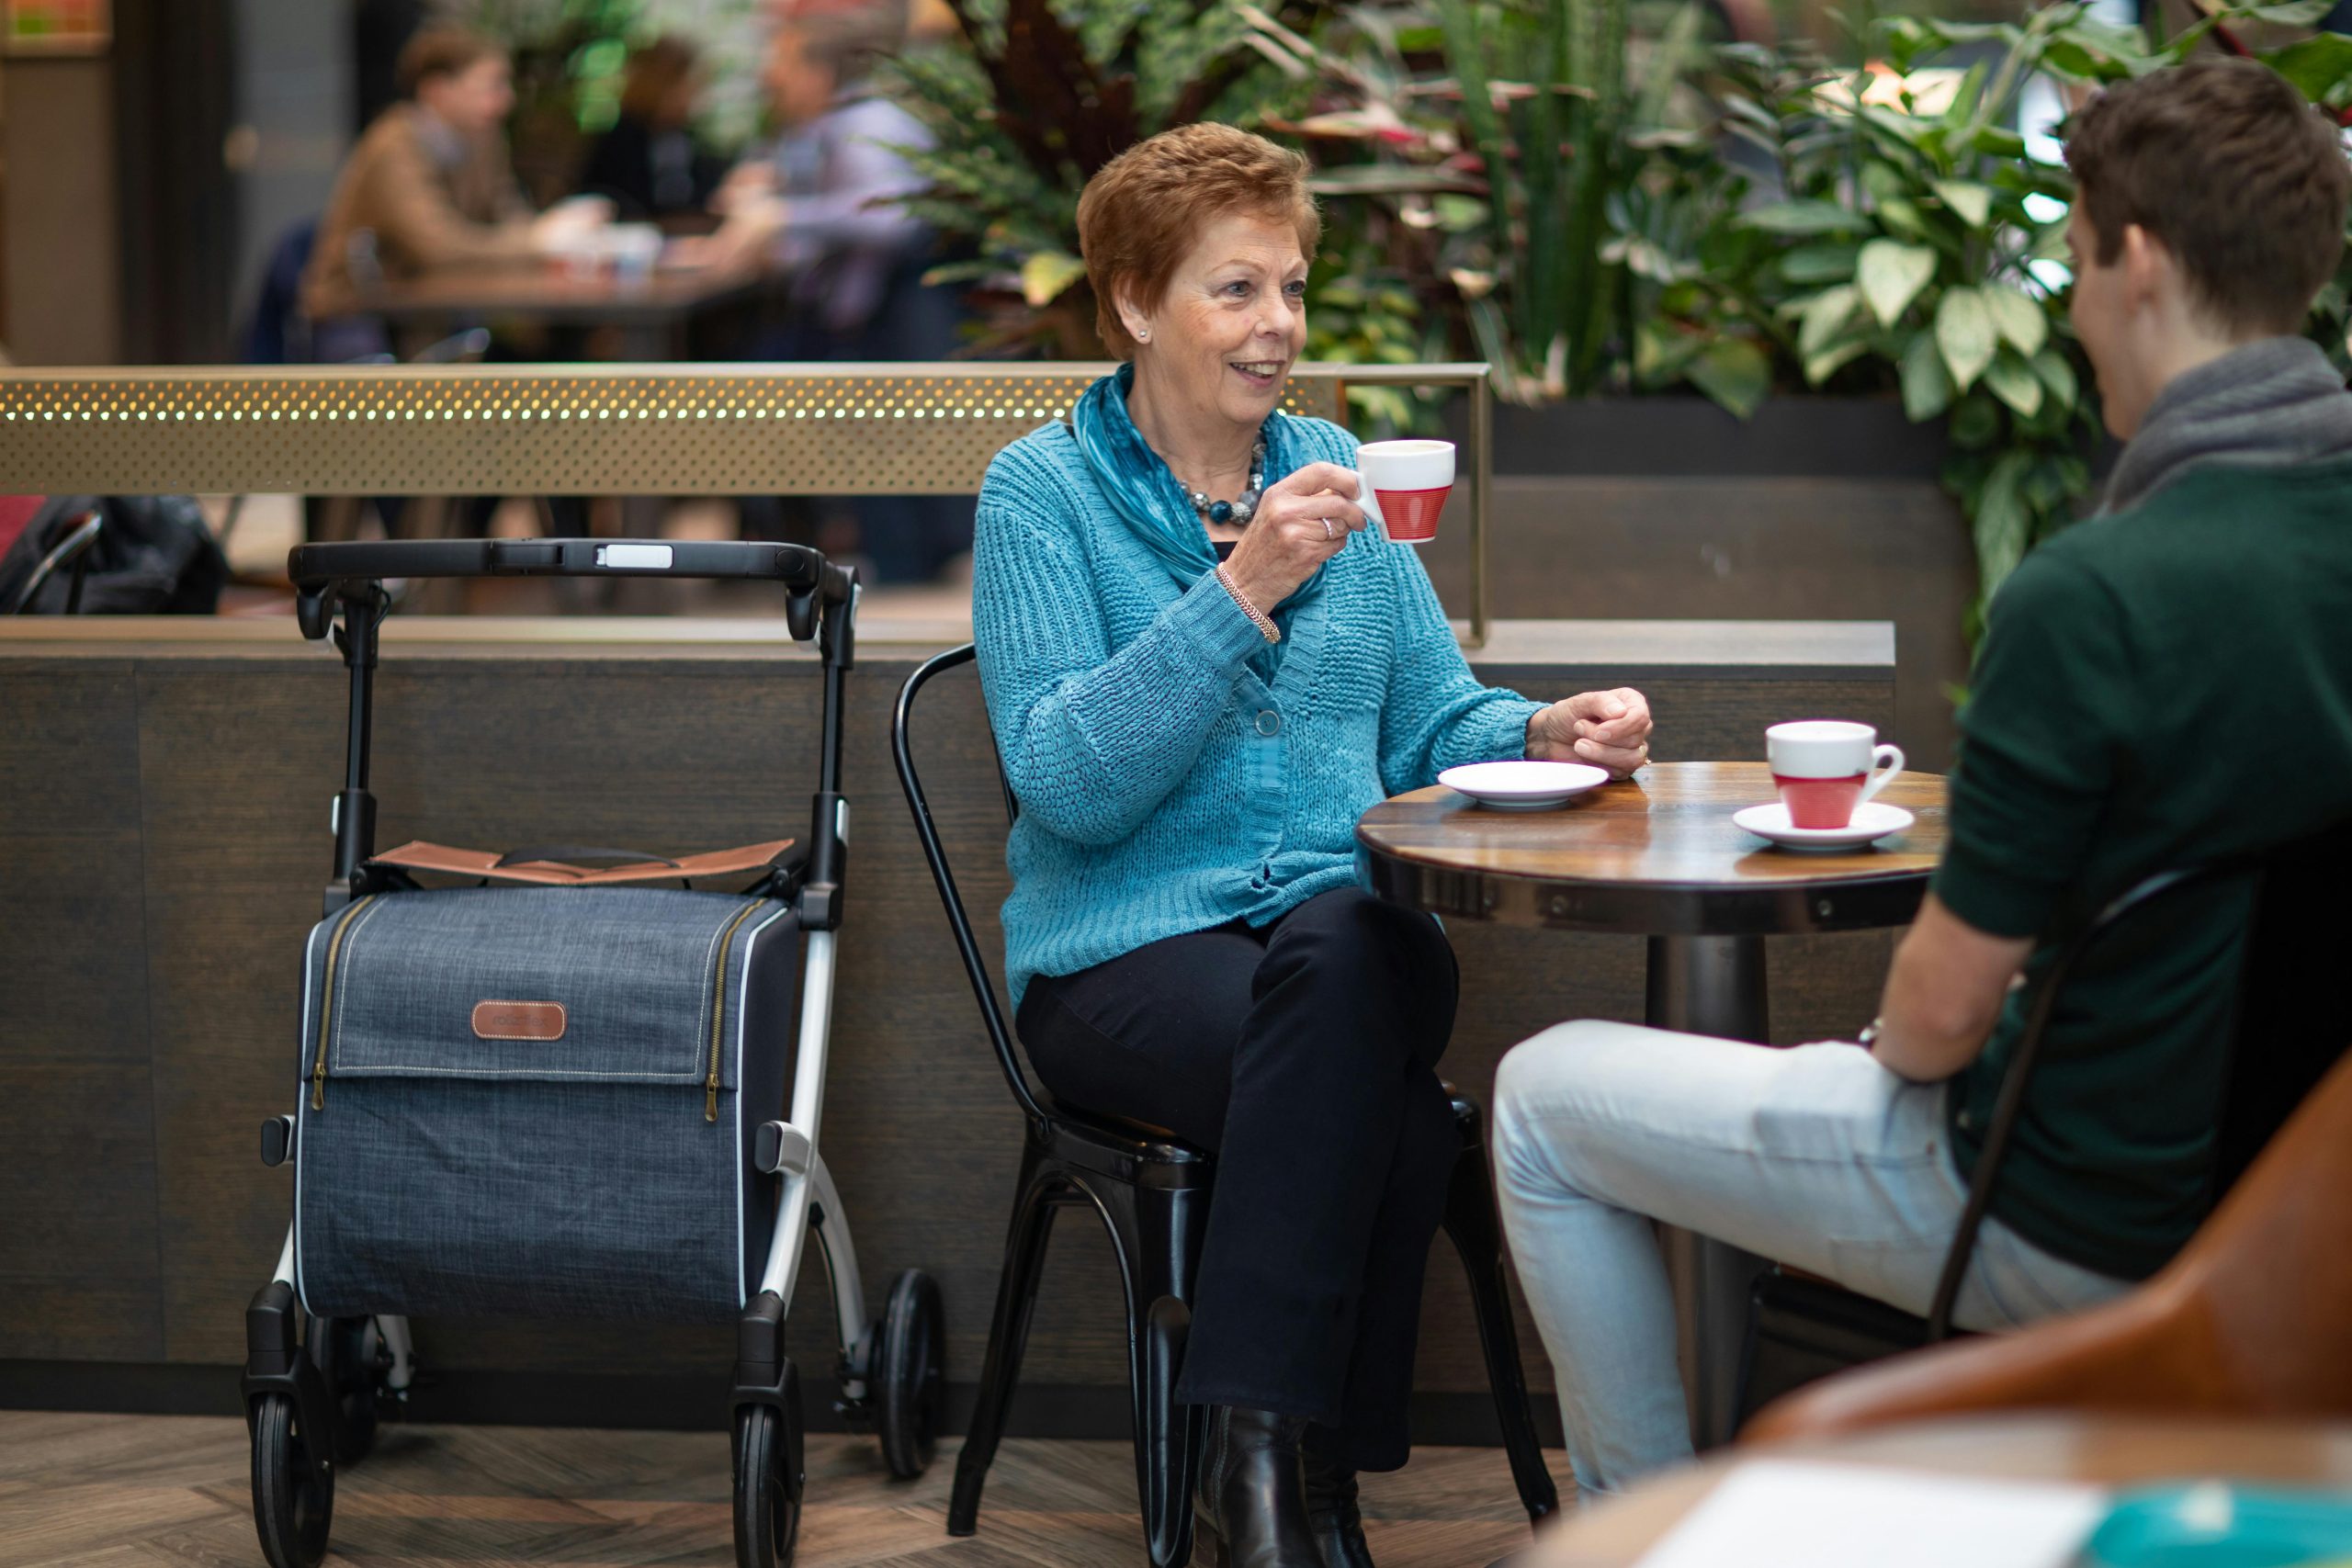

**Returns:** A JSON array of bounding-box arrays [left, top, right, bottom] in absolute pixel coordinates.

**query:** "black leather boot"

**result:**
[[1302, 1443, 1376, 1568], [1193, 1405, 1322, 1568]]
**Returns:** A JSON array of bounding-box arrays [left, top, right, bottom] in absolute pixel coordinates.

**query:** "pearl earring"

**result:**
[[1137, 329, 1149, 342]]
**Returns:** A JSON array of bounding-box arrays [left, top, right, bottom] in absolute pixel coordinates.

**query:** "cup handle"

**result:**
[[1354, 470, 1387, 542], [1859, 743, 1905, 806]]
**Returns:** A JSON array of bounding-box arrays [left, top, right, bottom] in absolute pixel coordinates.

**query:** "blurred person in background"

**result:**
[[701, 0, 970, 584], [579, 36, 728, 227], [700, 2, 936, 344], [304, 27, 608, 359]]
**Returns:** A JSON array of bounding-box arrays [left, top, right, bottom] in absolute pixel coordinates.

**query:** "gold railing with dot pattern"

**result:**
[[0, 360, 1492, 640]]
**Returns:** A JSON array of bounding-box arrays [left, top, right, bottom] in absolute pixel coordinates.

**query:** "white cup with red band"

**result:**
[[1765, 720, 1905, 830], [1356, 439, 1454, 545]]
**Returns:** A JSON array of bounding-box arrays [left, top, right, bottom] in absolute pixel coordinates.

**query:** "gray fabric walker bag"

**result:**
[[292, 885, 800, 1323]]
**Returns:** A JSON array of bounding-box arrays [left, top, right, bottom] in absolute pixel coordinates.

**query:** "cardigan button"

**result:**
[[1254, 709, 1282, 737]]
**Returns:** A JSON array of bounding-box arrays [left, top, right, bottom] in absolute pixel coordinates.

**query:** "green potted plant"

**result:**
[[883, 0, 1326, 355]]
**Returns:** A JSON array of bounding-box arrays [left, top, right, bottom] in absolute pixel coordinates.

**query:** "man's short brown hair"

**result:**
[[1076, 123, 1322, 359], [2065, 56, 2351, 335], [396, 27, 505, 98]]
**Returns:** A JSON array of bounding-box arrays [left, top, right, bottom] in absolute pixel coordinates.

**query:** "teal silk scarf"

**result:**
[[1069, 363, 1329, 615]]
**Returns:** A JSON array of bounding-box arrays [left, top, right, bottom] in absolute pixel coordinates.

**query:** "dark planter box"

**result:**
[[1483, 395, 1951, 479], [1433, 396, 1973, 766]]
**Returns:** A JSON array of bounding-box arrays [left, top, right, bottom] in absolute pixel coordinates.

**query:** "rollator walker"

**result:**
[[241, 537, 942, 1568]]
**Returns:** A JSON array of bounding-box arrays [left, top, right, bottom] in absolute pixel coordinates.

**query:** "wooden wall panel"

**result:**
[[0, 624, 1902, 1414], [0, 669, 163, 1359]]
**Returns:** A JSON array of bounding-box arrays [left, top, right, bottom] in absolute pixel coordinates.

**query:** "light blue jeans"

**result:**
[[1490, 1021, 2132, 1495]]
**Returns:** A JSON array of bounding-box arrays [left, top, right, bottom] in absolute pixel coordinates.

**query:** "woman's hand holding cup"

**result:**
[[1221, 462, 1366, 613]]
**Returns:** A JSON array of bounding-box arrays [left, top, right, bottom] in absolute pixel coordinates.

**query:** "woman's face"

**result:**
[[1125, 210, 1309, 433]]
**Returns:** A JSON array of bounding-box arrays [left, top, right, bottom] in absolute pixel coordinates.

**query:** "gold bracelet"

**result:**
[[1216, 563, 1282, 643]]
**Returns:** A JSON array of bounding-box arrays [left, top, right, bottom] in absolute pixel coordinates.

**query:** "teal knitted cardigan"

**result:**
[[971, 413, 1544, 1006]]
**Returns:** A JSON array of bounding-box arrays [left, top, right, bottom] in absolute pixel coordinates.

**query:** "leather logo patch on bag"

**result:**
[[472, 1000, 567, 1042]]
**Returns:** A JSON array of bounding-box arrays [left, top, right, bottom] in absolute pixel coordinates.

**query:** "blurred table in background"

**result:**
[[358, 261, 768, 362]]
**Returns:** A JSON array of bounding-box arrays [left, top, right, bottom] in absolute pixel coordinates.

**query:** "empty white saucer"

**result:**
[[1733, 800, 1916, 851], [1440, 761, 1610, 811]]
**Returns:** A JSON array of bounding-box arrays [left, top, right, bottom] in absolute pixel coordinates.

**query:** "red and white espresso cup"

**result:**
[[1356, 439, 1454, 545], [1765, 720, 1905, 829]]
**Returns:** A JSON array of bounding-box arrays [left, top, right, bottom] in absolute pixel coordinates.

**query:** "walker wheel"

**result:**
[[308, 1313, 385, 1466], [732, 1362, 805, 1568], [874, 1268, 945, 1479], [250, 1392, 334, 1568]]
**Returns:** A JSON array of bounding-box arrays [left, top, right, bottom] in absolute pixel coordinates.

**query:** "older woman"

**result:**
[[971, 124, 1653, 1568]]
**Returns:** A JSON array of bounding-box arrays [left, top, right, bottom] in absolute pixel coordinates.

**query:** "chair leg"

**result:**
[[1096, 1179, 1208, 1568], [947, 1143, 1061, 1538], [1444, 1101, 1562, 1525]]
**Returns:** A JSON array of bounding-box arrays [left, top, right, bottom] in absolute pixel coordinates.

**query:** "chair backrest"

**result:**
[[892, 642, 1046, 1125], [2211, 817, 2352, 1198], [1924, 815, 2352, 1337]]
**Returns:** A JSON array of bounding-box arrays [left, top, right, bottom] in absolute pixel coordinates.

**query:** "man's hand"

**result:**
[[1526, 689, 1652, 778], [1870, 893, 2035, 1082]]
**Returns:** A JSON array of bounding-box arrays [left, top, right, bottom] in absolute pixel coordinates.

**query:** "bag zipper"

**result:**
[[707, 899, 771, 1122], [310, 895, 380, 1111]]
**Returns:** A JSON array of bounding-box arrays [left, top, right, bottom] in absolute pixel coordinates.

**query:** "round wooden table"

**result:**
[[1356, 761, 1950, 1443]]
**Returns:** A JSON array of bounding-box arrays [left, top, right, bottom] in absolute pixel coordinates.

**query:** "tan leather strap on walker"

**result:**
[[370, 839, 797, 886]]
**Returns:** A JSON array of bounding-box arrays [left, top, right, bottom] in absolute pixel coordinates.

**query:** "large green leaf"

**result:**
[[1876, 198, 1931, 243], [1805, 337, 1871, 387], [2030, 347, 2080, 412], [1983, 287, 2050, 357], [1857, 240, 1938, 327], [1901, 333, 1953, 421], [1937, 288, 1999, 392], [1741, 201, 1874, 236], [1930, 180, 1995, 231], [1984, 352, 2045, 419], [1974, 449, 2037, 599], [1798, 285, 1863, 356], [2264, 34, 2352, 104], [2247, 0, 2335, 23], [1781, 243, 1860, 284], [1939, 59, 1990, 129], [1686, 336, 1772, 420]]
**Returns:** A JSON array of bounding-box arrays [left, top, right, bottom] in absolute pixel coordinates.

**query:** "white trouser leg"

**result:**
[[1489, 1021, 2130, 1495]]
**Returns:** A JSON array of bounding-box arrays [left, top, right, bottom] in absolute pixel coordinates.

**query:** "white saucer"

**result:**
[[1733, 800, 1916, 851], [1440, 761, 1610, 811]]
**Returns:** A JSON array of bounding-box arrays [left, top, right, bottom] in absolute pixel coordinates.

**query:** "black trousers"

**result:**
[[1015, 886, 1460, 1472]]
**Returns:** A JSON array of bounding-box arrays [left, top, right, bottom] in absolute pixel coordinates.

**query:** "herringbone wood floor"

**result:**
[[0, 1411, 1575, 1566]]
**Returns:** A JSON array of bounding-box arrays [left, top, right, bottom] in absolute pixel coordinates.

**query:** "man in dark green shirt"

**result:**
[[1490, 57, 2352, 1496]]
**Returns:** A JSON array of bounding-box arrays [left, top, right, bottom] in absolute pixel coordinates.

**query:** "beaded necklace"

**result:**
[[1181, 435, 1269, 526]]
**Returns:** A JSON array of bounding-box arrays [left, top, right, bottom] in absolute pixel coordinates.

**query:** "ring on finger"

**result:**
[[1321, 516, 1336, 541]]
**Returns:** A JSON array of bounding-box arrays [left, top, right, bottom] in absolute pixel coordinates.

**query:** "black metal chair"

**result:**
[[1736, 815, 2352, 1425], [894, 644, 1560, 1568]]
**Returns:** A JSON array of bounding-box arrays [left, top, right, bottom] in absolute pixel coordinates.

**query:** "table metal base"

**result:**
[[1645, 933, 1771, 1451]]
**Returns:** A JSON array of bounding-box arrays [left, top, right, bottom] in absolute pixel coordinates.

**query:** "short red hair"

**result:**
[[1076, 123, 1321, 360]]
